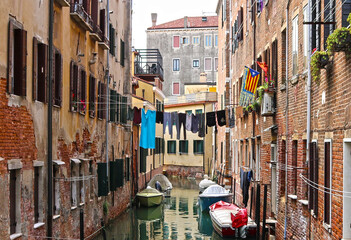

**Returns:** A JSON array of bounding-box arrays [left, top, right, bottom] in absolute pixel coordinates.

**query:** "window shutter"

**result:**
[[70, 61, 74, 111], [10, 170, 16, 234], [16, 29, 27, 96], [89, 76, 96, 117], [324, 142, 331, 224], [238, 10, 242, 41], [97, 82, 101, 118], [109, 90, 115, 122], [120, 40, 125, 67], [97, 162, 109, 196], [240, 7, 244, 41], [91, 0, 98, 26], [32, 37, 38, 100], [185, 141, 188, 153], [58, 52, 63, 106], [126, 158, 130, 181], [77, 67, 81, 112], [103, 83, 107, 119], [7, 20, 14, 94], [100, 9, 105, 36], [51, 47, 55, 105], [116, 93, 120, 123]]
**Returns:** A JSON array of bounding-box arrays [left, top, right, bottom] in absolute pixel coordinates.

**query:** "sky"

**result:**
[[132, 0, 218, 49]]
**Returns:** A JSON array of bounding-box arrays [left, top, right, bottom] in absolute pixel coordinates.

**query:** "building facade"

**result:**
[[217, 0, 351, 239], [0, 0, 132, 238], [146, 15, 218, 97]]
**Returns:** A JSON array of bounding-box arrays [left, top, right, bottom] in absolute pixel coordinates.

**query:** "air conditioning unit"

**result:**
[[261, 92, 275, 116]]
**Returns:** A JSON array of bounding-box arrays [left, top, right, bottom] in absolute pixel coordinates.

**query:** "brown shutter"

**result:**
[[21, 29, 27, 96], [77, 67, 82, 112], [7, 20, 14, 93], [32, 37, 38, 100], [100, 9, 105, 36], [51, 48, 56, 105], [240, 7, 244, 41], [70, 61, 74, 111], [324, 142, 331, 224], [91, 0, 98, 26]]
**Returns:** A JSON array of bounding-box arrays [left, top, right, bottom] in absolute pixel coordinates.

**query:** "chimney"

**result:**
[[151, 13, 157, 27], [184, 16, 188, 28], [199, 73, 207, 83]]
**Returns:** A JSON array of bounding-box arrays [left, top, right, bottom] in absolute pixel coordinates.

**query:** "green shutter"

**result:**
[[116, 93, 120, 123], [185, 141, 188, 153], [97, 163, 109, 196], [110, 161, 118, 191], [126, 158, 130, 181], [116, 159, 124, 187], [121, 96, 127, 124], [200, 140, 204, 154], [193, 140, 196, 154], [120, 40, 125, 67], [110, 90, 116, 122]]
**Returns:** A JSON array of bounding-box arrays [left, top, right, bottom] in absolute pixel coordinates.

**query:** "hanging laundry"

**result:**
[[206, 111, 216, 133], [163, 112, 173, 138], [127, 107, 134, 121], [156, 111, 163, 124], [198, 113, 205, 137], [139, 109, 156, 149], [191, 114, 199, 133], [171, 112, 179, 137], [133, 107, 141, 125], [229, 108, 235, 128], [186, 112, 192, 131], [177, 113, 186, 140], [217, 110, 226, 127]]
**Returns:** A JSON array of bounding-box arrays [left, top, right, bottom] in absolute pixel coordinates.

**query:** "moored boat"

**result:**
[[199, 174, 217, 193], [198, 184, 233, 212], [209, 200, 256, 238], [136, 186, 163, 207], [148, 174, 173, 197]]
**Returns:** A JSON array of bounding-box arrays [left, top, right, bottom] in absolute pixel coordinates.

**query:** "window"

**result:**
[[172, 82, 180, 95], [237, 7, 244, 41], [214, 35, 218, 47], [167, 141, 176, 154], [280, 140, 286, 195], [204, 57, 212, 71], [155, 137, 161, 154], [221, 142, 224, 163], [97, 82, 106, 119], [100, 9, 106, 36], [195, 109, 202, 115], [205, 35, 212, 47], [257, 0, 263, 14], [173, 59, 180, 71], [140, 147, 148, 173], [79, 69, 87, 114], [214, 58, 218, 71], [120, 39, 125, 67], [256, 142, 261, 180], [173, 36, 180, 48], [71, 159, 81, 208], [194, 140, 204, 154], [185, 110, 192, 115], [292, 15, 298, 76], [9, 169, 21, 235], [34, 166, 43, 223], [109, 90, 116, 122], [120, 96, 127, 124], [32, 38, 47, 103], [309, 141, 318, 216], [79, 162, 85, 205], [182, 37, 189, 45], [324, 140, 332, 226], [303, 5, 309, 69], [7, 18, 27, 97], [324, 0, 336, 49], [193, 59, 200, 68], [53, 50, 63, 106], [88, 161, 94, 200], [193, 36, 200, 45], [89, 75, 96, 117], [281, 30, 287, 85], [272, 40, 278, 86], [53, 162, 62, 216], [179, 140, 188, 154], [292, 140, 298, 195], [311, 0, 321, 51], [109, 24, 116, 56]]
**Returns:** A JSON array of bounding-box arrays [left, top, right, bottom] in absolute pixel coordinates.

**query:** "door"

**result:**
[[343, 140, 351, 238], [271, 144, 277, 215]]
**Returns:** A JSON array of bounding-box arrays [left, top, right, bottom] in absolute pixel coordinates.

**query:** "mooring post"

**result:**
[[255, 183, 261, 240], [261, 184, 268, 240], [250, 186, 254, 218], [101, 218, 107, 240], [80, 208, 84, 240]]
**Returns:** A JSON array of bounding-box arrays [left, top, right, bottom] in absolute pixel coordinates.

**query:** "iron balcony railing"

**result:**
[[134, 49, 164, 80], [70, 2, 94, 31], [92, 24, 109, 45]]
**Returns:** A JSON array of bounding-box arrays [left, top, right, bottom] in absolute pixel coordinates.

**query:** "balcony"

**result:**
[[55, 0, 70, 7], [70, 2, 93, 31], [89, 24, 109, 49], [165, 92, 217, 105], [134, 49, 164, 82]]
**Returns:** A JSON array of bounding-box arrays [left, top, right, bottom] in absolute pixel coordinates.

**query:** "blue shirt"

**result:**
[[139, 109, 156, 149]]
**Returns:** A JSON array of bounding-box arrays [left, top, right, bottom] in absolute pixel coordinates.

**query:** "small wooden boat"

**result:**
[[198, 185, 233, 212], [148, 174, 173, 197], [199, 174, 217, 193], [209, 201, 256, 238], [136, 187, 163, 207], [136, 204, 163, 221]]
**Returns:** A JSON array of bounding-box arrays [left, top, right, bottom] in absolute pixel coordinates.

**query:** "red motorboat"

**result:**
[[209, 201, 257, 238]]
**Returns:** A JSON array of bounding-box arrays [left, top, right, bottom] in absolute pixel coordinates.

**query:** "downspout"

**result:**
[[203, 103, 206, 173], [284, 0, 291, 239], [105, 0, 110, 190], [47, 0, 54, 237]]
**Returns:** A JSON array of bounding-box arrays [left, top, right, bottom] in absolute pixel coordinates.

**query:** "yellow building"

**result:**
[[164, 83, 217, 176]]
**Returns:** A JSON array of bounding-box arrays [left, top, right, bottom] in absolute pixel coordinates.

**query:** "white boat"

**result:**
[[199, 174, 217, 192], [198, 185, 233, 212], [148, 174, 173, 197]]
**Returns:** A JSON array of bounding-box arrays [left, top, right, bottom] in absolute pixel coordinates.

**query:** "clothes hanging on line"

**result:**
[[127, 107, 134, 121], [171, 112, 179, 139], [240, 167, 253, 207], [133, 107, 141, 125], [191, 114, 199, 133], [163, 112, 172, 137], [177, 113, 186, 140], [156, 111, 163, 124], [186, 113, 192, 131], [139, 109, 156, 149], [217, 110, 226, 127], [198, 113, 205, 137]]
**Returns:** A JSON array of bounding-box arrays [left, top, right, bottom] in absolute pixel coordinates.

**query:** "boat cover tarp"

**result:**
[[148, 174, 173, 191], [210, 201, 248, 228], [199, 179, 216, 189], [138, 186, 162, 195], [200, 184, 229, 197]]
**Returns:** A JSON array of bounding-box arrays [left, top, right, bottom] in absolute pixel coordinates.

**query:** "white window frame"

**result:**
[[33, 162, 44, 225], [204, 57, 212, 71], [181, 36, 189, 45], [292, 15, 299, 76], [214, 34, 218, 47], [204, 34, 212, 47], [193, 59, 200, 68], [193, 36, 200, 45], [323, 139, 332, 231], [172, 35, 180, 49], [303, 5, 309, 69], [172, 82, 180, 95], [172, 58, 180, 72]]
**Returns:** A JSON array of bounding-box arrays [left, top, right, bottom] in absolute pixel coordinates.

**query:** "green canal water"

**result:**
[[94, 177, 222, 240]]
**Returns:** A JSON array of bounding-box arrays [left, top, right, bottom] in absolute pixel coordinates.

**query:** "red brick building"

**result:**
[[217, 0, 351, 239]]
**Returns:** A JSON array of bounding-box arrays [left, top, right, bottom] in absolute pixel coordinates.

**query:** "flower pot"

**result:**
[[318, 54, 329, 68], [330, 30, 351, 52]]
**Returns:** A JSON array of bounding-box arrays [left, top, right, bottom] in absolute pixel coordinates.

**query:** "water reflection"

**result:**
[[94, 177, 214, 240]]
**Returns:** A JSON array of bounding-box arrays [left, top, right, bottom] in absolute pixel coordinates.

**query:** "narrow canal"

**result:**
[[94, 177, 219, 240]]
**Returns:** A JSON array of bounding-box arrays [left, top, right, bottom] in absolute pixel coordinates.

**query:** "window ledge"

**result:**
[[10, 233, 23, 240], [53, 215, 60, 220], [298, 199, 309, 206], [194, 153, 204, 155], [323, 222, 332, 233], [79, 202, 85, 206], [71, 206, 78, 210], [288, 194, 297, 200], [34, 222, 45, 229]]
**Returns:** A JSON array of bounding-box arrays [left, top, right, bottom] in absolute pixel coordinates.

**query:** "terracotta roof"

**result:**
[[147, 16, 218, 30]]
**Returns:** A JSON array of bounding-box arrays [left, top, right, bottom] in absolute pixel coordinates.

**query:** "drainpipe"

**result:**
[[203, 103, 206, 173], [105, 0, 110, 191], [284, 0, 291, 239], [47, 0, 54, 237]]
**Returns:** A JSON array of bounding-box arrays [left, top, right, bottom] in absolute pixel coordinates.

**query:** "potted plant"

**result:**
[[310, 51, 329, 83], [326, 27, 351, 53]]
